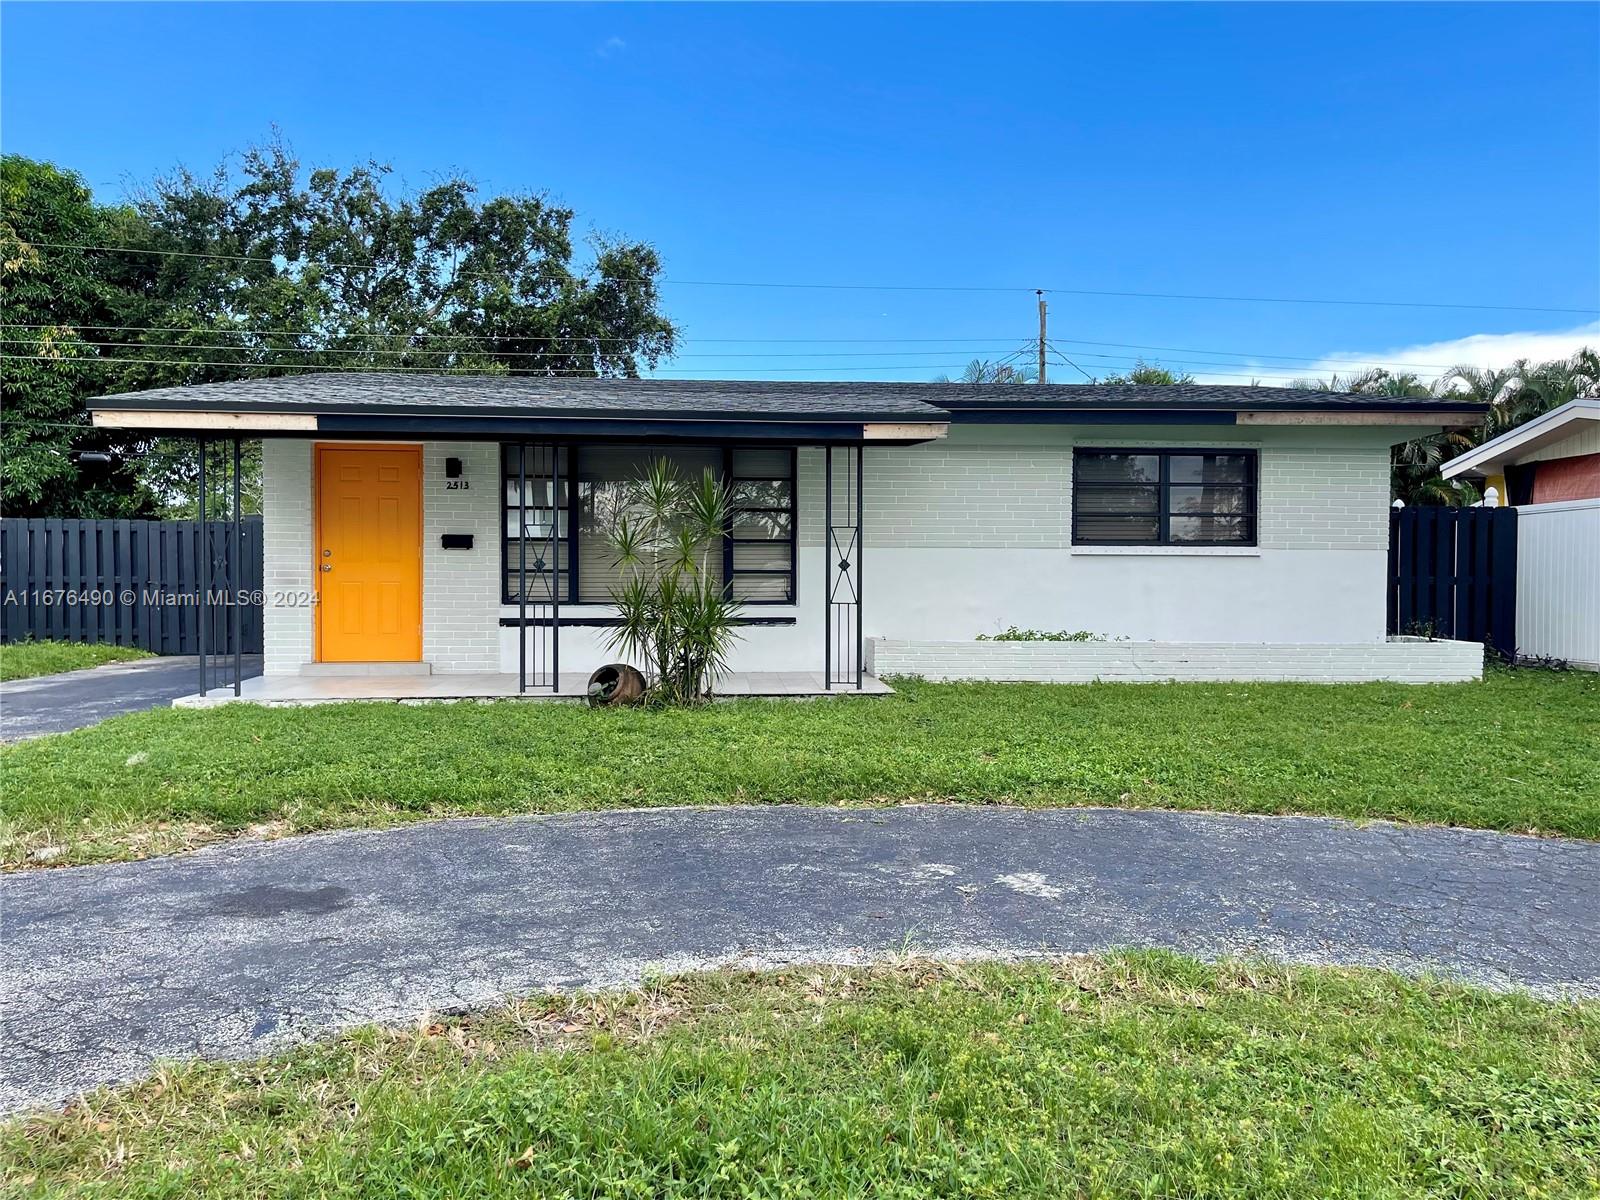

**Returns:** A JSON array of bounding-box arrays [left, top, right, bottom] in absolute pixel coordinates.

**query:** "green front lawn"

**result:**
[[6, 953, 1597, 1198], [0, 641, 153, 682], [2, 669, 1596, 867]]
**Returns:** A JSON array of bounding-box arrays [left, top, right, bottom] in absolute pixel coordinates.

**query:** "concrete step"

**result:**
[[299, 661, 433, 677]]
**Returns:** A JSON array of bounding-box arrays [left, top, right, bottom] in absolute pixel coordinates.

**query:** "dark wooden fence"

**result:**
[[0, 518, 263, 654], [1388, 506, 1517, 655]]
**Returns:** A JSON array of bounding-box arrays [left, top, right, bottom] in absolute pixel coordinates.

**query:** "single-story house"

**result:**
[[88, 375, 1490, 695], [1442, 398, 1599, 670]]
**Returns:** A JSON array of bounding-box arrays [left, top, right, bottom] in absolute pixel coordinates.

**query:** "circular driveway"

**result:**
[[4, 804, 1597, 1113]]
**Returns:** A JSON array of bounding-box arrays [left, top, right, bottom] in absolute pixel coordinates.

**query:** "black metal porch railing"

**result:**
[[514, 441, 561, 692], [824, 444, 864, 689]]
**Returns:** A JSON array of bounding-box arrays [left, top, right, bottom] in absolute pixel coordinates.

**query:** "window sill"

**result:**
[[1070, 545, 1261, 557]]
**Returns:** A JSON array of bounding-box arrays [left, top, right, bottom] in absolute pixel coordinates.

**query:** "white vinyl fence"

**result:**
[[1515, 498, 1600, 670]]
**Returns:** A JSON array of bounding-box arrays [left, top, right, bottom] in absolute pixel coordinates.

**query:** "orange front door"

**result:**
[[315, 445, 423, 662]]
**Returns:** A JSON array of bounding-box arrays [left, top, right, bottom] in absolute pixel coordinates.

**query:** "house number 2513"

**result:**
[[446, 480, 470, 490]]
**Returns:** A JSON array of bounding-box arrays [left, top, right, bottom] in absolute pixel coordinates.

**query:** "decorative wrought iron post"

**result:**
[[550, 442, 560, 689], [824, 444, 864, 690], [518, 443, 528, 693], [515, 442, 561, 695], [197, 435, 207, 698], [232, 437, 243, 696]]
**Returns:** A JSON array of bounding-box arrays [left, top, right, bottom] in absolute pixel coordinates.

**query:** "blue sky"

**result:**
[[4, 1, 1597, 385]]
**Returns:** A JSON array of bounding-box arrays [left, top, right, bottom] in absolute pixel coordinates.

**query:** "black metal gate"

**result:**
[[1388, 506, 1518, 655]]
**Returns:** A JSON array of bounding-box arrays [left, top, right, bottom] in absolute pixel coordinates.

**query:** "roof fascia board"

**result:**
[[86, 398, 948, 424], [91, 409, 318, 431], [315, 413, 946, 445], [947, 409, 1237, 426], [1236, 410, 1479, 426]]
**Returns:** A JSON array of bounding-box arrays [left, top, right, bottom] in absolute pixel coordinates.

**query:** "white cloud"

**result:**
[[1189, 320, 1600, 388], [596, 36, 626, 59]]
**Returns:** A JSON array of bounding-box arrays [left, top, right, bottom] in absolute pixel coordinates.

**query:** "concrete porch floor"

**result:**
[[174, 670, 893, 707]]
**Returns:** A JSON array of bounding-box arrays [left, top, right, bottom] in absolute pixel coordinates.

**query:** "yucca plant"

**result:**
[[601, 458, 742, 704]]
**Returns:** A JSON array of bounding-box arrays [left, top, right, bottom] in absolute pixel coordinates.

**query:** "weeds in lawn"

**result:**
[[6, 953, 1597, 1198]]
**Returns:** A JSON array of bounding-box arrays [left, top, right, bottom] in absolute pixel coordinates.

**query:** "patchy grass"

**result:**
[[5, 953, 1597, 1198], [0, 641, 153, 682], [2, 669, 1596, 867]]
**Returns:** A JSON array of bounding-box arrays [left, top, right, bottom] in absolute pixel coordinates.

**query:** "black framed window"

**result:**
[[501, 445, 797, 604], [725, 447, 798, 602], [502, 446, 573, 602], [1072, 449, 1257, 546]]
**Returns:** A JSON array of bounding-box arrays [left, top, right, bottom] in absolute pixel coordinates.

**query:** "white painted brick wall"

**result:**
[[259, 425, 1402, 673], [260, 440, 314, 675], [856, 430, 1392, 553], [1258, 443, 1390, 550], [260, 439, 502, 673], [867, 636, 1483, 684], [421, 442, 500, 672], [863, 442, 1070, 549]]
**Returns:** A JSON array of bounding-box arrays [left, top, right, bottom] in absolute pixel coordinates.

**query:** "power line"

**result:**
[[0, 353, 1040, 375], [0, 322, 1033, 345], [1046, 336, 1532, 373], [1045, 344, 1448, 380], [3, 334, 1462, 381], [1044, 345, 1097, 382], [23, 241, 1599, 315], [8, 321, 1590, 372], [0, 351, 1456, 385], [0, 335, 1029, 361]]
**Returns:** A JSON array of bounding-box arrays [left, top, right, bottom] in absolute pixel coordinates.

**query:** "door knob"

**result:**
[[321, 563, 332, 572]]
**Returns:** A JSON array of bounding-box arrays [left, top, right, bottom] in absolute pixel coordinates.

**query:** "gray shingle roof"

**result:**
[[90, 374, 948, 421], [928, 382, 1485, 411], [89, 373, 1486, 418]]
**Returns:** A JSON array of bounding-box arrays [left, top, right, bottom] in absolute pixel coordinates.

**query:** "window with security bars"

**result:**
[[1071, 449, 1257, 546], [501, 445, 796, 604]]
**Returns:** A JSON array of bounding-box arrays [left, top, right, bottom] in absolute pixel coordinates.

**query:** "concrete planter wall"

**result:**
[[866, 635, 1483, 684]]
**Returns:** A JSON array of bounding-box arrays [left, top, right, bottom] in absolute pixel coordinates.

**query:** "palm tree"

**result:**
[[932, 357, 1038, 385]]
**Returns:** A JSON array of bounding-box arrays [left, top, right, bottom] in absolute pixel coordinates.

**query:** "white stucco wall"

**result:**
[[259, 422, 1415, 676]]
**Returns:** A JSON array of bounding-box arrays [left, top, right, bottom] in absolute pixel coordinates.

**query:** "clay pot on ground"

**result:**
[[585, 663, 647, 706]]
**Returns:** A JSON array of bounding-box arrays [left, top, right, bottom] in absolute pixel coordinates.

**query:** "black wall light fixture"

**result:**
[[445, 457, 463, 478]]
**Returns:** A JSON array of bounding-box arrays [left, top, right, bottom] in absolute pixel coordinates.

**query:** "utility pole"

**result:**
[[1036, 289, 1048, 384]]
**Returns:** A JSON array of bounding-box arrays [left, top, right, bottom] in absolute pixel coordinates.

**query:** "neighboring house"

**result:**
[[1442, 398, 1600, 670], [88, 377, 1489, 692], [1440, 398, 1600, 506]]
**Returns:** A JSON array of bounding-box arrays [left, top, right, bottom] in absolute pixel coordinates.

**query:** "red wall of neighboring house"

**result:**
[[1528, 452, 1600, 503]]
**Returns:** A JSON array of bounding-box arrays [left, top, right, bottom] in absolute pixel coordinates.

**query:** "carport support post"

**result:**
[[517, 443, 527, 694], [855, 443, 864, 690], [232, 437, 242, 697], [197, 436, 207, 698]]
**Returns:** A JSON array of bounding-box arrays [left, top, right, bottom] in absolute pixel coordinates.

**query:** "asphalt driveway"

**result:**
[[0, 655, 262, 741], [3, 804, 1597, 1113]]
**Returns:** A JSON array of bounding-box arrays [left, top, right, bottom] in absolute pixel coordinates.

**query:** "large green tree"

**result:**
[[1, 141, 679, 517], [0, 157, 158, 515]]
